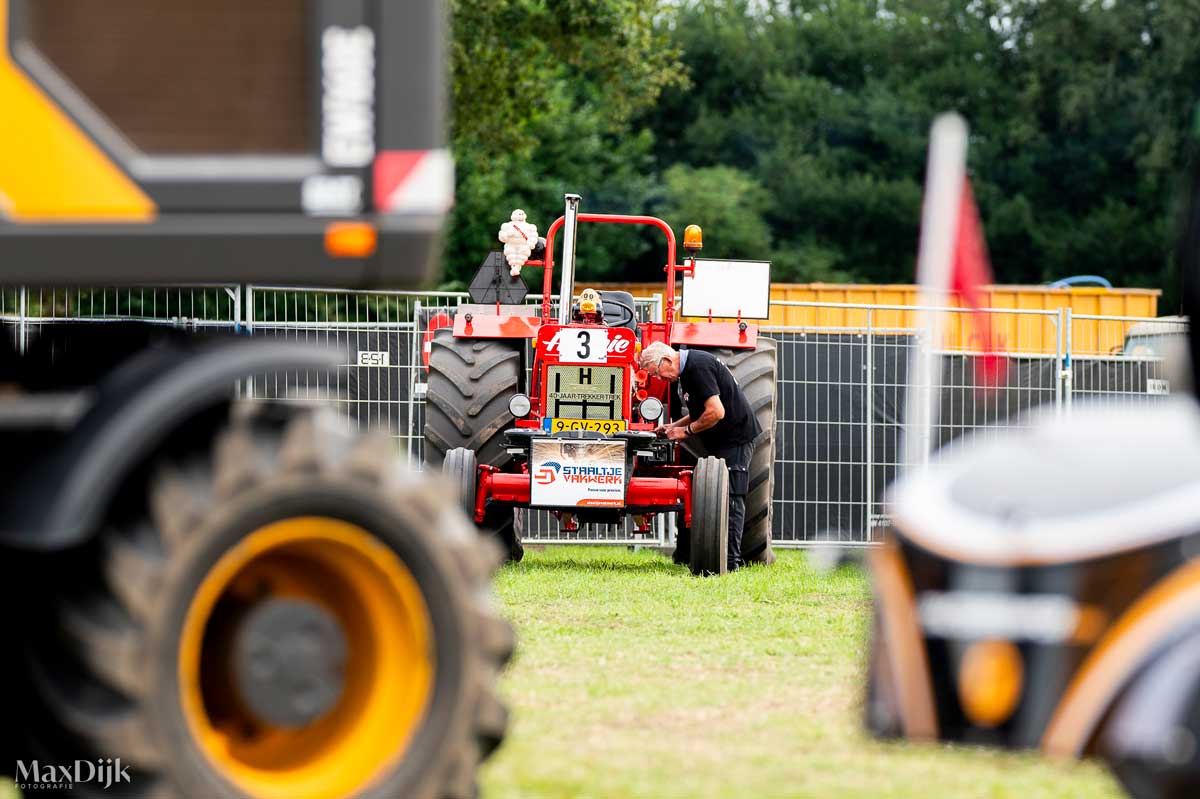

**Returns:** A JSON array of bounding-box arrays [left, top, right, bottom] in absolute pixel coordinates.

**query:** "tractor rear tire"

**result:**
[[444, 446, 523, 563], [689, 456, 729, 576], [24, 403, 513, 799], [701, 339, 778, 565], [424, 329, 521, 469]]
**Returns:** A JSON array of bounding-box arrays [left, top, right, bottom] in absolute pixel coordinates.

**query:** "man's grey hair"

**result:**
[[639, 341, 676, 372]]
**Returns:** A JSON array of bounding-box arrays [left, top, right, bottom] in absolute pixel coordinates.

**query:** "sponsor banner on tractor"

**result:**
[[530, 439, 626, 508]]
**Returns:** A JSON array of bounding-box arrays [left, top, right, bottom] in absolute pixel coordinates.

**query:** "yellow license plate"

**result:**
[[545, 418, 627, 434]]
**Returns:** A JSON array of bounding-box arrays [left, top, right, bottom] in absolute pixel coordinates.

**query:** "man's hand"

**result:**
[[665, 425, 690, 441], [657, 416, 690, 437]]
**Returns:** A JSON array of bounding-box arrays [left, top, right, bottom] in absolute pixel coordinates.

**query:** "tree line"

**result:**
[[446, 0, 1200, 310]]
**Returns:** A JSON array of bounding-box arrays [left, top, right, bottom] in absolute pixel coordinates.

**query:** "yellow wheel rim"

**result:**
[[179, 517, 434, 799]]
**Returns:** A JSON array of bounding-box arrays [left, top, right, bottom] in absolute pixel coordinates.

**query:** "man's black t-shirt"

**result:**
[[678, 349, 762, 449]]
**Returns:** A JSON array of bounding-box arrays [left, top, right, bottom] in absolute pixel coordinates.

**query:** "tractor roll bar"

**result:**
[[541, 212, 686, 323], [557, 194, 582, 325]]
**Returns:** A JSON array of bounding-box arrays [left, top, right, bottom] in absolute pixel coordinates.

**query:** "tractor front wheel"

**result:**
[[689, 456, 729, 576], [443, 446, 523, 563]]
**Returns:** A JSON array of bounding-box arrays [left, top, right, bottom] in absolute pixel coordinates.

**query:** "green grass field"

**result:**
[[481, 546, 1124, 799]]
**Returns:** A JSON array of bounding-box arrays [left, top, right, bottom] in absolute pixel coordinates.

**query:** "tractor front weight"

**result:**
[[475, 467, 694, 529]]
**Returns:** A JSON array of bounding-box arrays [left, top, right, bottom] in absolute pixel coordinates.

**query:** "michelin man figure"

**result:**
[[498, 209, 538, 276]]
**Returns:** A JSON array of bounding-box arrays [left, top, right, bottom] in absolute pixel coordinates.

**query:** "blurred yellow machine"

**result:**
[[0, 2, 512, 798], [866, 145, 1200, 799]]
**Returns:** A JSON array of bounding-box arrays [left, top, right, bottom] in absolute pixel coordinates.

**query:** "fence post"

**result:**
[[226, 286, 242, 333], [1054, 308, 1063, 416], [245, 286, 255, 398], [864, 308, 874, 540], [408, 300, 421, 467], [18, 285, 27, 355], [1063, 307, 1073, 416]]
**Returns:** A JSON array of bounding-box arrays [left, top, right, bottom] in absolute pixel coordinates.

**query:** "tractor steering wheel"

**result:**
[[605, 298, 637, 328]]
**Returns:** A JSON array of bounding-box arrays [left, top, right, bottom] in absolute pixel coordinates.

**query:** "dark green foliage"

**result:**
[[443, 0, 685, 286], [446, 0, 1200, 303]]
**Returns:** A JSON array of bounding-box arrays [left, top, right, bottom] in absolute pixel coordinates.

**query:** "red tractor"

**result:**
[[424, 194, 778, 575]]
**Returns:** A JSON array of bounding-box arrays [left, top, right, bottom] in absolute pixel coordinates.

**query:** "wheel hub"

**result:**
[[232, 598, 347, 728], [181, 518, 435, 797]]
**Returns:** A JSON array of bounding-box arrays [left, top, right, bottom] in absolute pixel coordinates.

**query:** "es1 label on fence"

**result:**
[[357, 351, 390, 367], [530, 439, 626, 508]]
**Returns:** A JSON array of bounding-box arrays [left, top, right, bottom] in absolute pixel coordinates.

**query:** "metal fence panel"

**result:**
[[244, 285, 424, 452], [2, 285, 240, 361], [21, 285, 239, 327], [4, 284, 1188, 549], [1067, 313, 1184, 408], [763, 303, 1063, 546]]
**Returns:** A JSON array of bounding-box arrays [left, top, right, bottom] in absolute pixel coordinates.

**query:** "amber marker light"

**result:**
[[325, 222, 378, 258], [958, 639, 1024, 728], [683, 224, 703, 253]]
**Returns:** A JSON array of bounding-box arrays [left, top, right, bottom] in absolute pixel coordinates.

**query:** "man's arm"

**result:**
[[691, 395, 725, 433], [666, 396, 723, 440]]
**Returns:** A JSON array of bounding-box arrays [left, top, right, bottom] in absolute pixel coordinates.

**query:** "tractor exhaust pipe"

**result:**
[[557, 193, 582, 325]]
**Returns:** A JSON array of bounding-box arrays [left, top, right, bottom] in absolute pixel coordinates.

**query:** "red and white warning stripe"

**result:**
[[373, 149, 454, 215]]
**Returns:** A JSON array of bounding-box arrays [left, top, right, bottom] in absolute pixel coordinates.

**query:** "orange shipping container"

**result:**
[[590, 282, 1162, 356]]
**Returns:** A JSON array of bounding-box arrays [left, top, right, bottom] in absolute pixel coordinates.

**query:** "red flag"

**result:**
[[950, 178, 1006, 386]]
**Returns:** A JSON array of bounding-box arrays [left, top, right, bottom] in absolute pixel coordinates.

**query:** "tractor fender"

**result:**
[[1097, 626, 1200, 758], [1096, 627, 1200, 797], [1042, 558, 1200, 757], [0, 339, 341, 551]]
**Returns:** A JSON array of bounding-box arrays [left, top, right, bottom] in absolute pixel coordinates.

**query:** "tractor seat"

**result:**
[[599, 290, 639, 333]]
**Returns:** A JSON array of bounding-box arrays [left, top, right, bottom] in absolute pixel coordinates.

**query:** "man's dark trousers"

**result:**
[[711, 440, 753, 570]]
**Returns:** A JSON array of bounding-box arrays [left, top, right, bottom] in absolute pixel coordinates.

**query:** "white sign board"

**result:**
[[530, 439, 626, 508], [1147, 378, 1170, 395], [548, 328, 610, 364], [682, 259, 771, 319]]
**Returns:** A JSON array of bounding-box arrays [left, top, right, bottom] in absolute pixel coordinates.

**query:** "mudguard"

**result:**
[[0, 338, 340, 550], [1098, 629, 1200, 799]]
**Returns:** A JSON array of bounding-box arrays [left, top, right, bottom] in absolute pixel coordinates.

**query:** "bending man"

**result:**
[[639, 341, 762, 570]]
